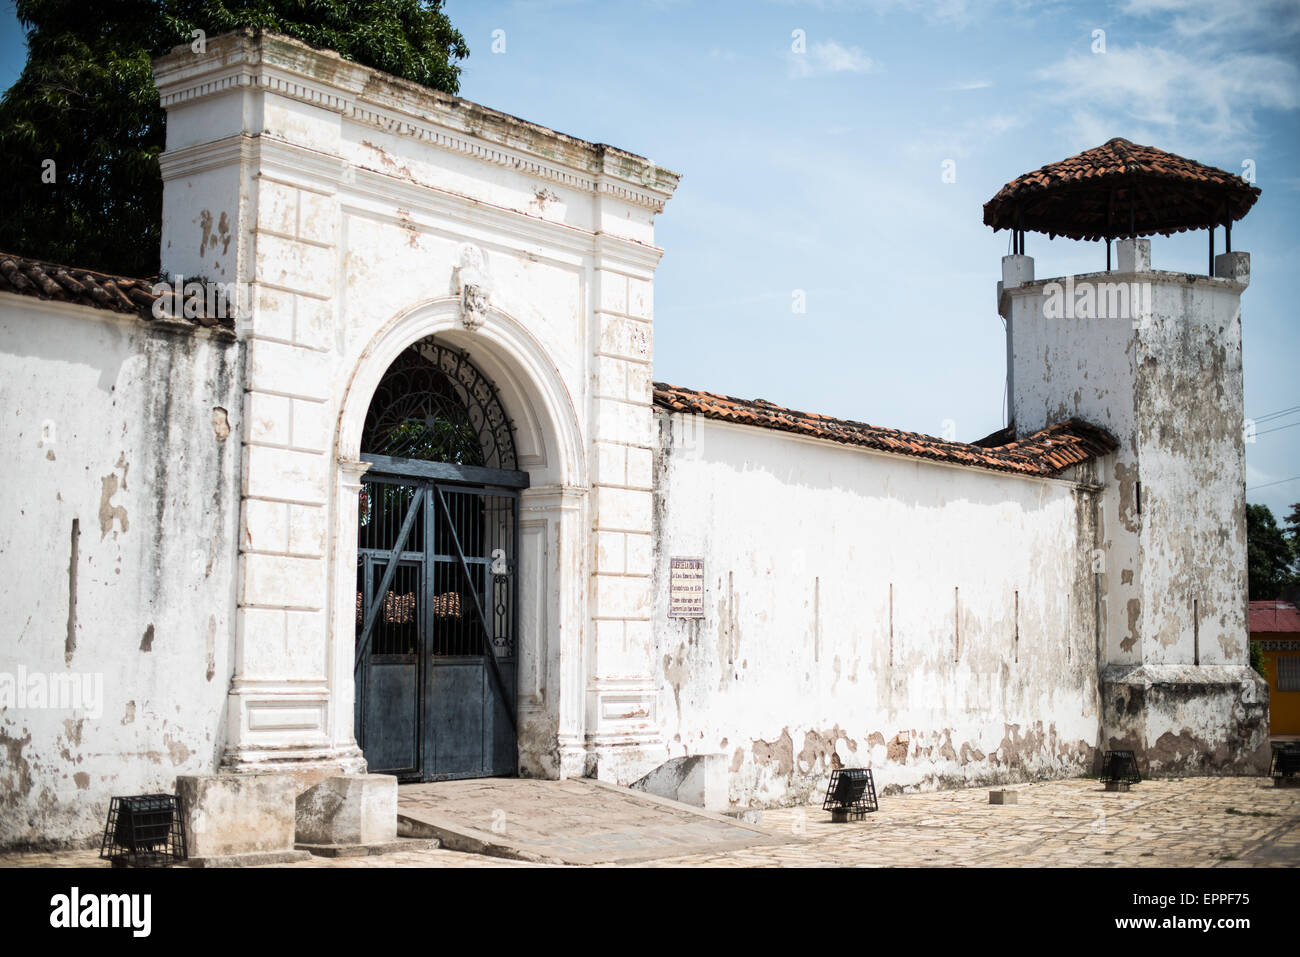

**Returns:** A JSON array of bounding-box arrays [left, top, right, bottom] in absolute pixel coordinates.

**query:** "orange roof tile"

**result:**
[[0, 252, 235, 332], [984, 138, 1260, 241], [1249, 601, 1300, 635], [653, 383, 1117, 478]]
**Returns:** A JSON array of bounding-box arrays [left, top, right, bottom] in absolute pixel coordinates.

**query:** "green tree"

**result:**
[[1285, 502, 1300, 567], [1246, 503, 1297, 600], [0, 1, 467, 277]]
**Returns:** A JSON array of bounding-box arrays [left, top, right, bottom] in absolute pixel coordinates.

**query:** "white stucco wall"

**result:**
[[0, 299, 241, 846], [1007, 252, 1250, 669], [651, 412, 1103, 807], [1002, 248, 1267, 773]]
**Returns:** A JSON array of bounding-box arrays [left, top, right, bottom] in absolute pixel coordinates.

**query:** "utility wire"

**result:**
[[1249, 404, 1300, 424], [1247, 474, 1300, 491], [1254, 420, 1300, 438]]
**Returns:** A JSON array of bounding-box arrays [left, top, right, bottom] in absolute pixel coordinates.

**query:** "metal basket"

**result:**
[[100, 793, 186, 867], [1270, 744, 1300, 782], [1100, 749, 1141, 785], [822, 768, 878, 821]]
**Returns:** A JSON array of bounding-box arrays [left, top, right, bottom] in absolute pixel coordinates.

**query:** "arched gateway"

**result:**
[[354, 339, 528, 781]]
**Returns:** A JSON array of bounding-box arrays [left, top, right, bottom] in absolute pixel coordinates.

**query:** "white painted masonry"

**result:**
[[652, 414, 1102, 807], [0, 31, 1268, 846], [1001, 243, 1266, 771], [149, 30, 679, 785], [0, 299, 240, 844]]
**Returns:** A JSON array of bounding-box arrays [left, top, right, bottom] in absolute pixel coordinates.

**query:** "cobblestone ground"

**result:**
[[3, 776, 1296, 868]]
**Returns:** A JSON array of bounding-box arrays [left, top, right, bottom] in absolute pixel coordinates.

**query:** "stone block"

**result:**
[[631, 754, 729, 812], [1116, 238, 1151, 273], [594, 486, 652, 531], [989, 789, 1019, 805], [295, 774, 398, 846], [256, 179, 298, 236], [297, 189, 337, 245], [177, 773, 301, 862], [1214, 251, 1250, 286], [1001, 254, 1034, 289], [599, 273, 628, 314], [592, 574, 650, 619]]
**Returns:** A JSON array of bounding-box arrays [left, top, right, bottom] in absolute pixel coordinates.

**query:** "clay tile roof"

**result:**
[[653, 383, 1117, 478], [0, 251, 235, 332], [1249, 600, 1300, 635], [983, 138, 1260, 241]]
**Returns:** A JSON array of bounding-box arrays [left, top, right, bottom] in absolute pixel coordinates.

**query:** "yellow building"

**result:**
[[1250, 601, 1300, 737]]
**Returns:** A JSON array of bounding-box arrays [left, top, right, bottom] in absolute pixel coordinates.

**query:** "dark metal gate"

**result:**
[[354, 467, 523, 782]]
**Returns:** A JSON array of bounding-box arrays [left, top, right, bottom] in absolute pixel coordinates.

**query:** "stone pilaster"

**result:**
[[585, 260, 667, 781]]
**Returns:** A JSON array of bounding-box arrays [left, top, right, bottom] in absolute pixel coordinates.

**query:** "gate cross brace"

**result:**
[[353, 488, 424, 673], [434, 486, 519, 735]]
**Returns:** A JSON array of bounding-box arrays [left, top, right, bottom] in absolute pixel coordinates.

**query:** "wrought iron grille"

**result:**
[[100, 794, 186, 867], [355, 481, 517, 661], [1100, 749, 1141, 785], [431, 486, 516, 658], [1271, 744, 1300, 782], [822, 768, 879, 820], [356, 479, 425, 657], [361, 339, 518, 470]]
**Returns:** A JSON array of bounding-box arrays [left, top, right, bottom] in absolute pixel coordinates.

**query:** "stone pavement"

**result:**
[[394, 777, 785, 864], [639, 776, 1300, 868], [3, 776, 1297, 868]]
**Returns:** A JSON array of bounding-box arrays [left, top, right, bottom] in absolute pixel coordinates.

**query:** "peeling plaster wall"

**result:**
[[651, 413, 1103, 807], [0, 301, 241, 847], [1010, 268, 1249, 669], [1006, 256, 1268, 773]]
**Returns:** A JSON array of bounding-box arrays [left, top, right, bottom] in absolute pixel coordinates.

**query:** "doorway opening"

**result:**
[[353, 338, 528, 781]]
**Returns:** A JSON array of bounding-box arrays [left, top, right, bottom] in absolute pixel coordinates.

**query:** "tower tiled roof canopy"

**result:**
[[983, 137, 1260, 241], [653, 383, 1118, 478]]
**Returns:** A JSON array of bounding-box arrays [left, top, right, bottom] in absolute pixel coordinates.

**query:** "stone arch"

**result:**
[[336, 297, 585, 489], [329, 297, 588, 780]]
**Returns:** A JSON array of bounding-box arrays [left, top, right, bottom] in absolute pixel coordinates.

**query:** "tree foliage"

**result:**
[[1246, 503, 1298, 600], [0, 1, 468, 277]]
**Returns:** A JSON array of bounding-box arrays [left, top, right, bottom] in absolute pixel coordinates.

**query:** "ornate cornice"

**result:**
[[154, 31, 680, 214]]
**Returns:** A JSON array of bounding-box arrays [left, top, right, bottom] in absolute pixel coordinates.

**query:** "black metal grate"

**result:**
[[822, 768, 879, 819], [1271, 744, 1300, 781], [1100, 750, 1141, 785], [100, 794, 186, 867], [361, 339, 518, 470]]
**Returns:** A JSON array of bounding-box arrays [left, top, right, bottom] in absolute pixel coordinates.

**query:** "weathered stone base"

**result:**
[[295, 837, 440, 858], [177, 772, 302, 862], [582, 733, 670, 786], [295, 774, 398, 847], [630, 754, 728, 811], [1101, 664, 1270, 776], [186, 850, 312, 867]]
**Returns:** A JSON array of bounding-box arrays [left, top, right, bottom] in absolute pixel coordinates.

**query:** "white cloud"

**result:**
[[788, 39, 878, 78], [906, 111, 1025, 160], [772, 0, 976, 26], [953, 79, 994, 90], [1118, 0, 1300, 40], [1036, 43, 1300, 149]]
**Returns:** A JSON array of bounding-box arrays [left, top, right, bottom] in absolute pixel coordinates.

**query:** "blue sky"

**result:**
[[2, 0, 1298, 516]]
